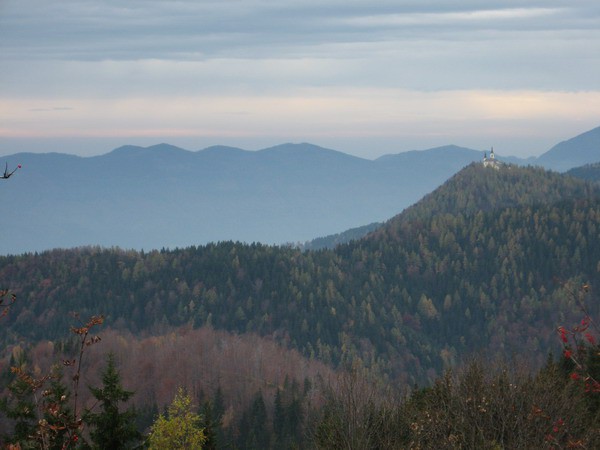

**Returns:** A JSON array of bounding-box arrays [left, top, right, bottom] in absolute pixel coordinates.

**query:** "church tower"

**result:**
[[483, 147, 501, 169]]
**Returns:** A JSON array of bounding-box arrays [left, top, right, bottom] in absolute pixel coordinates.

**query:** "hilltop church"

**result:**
[[483, 147, 502, 169]]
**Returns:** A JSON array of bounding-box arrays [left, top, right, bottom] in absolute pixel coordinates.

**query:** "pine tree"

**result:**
[[84, 353, 142, 449]]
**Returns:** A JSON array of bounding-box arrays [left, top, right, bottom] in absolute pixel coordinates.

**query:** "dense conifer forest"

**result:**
[[1, 163, 599, 447]]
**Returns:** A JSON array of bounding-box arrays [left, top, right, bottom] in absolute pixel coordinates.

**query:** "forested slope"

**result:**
[[567, 162, 600, 183], [1, 164, 599, 384]]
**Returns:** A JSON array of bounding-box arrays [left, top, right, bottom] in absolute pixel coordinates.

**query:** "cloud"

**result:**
[[3, 88, 600, 138], [1, 1, 598, 93], [337, 7, 564, 28], [2, 1, 599, 61], [1, 1, 599, 157]]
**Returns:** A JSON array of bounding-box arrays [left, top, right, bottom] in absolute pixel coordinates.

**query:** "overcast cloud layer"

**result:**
[[1, 0, 599, 157]]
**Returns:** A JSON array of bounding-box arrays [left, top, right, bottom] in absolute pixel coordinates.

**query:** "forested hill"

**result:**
[[567, 161, 600, 183], [303, 164, 596, 249], [1, 164, 600, 384], [384, 163, 596, 225], [339, 164, 600, 378]]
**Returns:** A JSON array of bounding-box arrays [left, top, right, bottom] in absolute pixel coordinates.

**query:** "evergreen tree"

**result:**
[[84, 353, 142, 449], [273, 388, 285, 445], [238, 390, 269, 450], [212, 386, 228, 449], [212, 386, 225, 427], [200, 400, 218, 450], [0, 349, 36, 445], [199, 387, 227, 449], [273, 379, 305, 449]]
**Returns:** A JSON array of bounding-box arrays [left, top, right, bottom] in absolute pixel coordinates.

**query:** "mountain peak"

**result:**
[[381, 163, 600, 233], [198, 145, 247, 155], [147, 143, 188, 152], [257, 142, 368, 165], [259, 142, 338, 155], [537, 126, 600, 172], [105, 143, 189, 158]]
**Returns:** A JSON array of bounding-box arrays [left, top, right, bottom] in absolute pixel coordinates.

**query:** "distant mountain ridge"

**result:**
[[0, 143, 496, 255], [1, 126, 599, 255]]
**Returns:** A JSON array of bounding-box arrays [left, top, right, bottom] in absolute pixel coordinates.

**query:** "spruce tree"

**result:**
[[238, 390, 268, 449], [84, 353, 142, 449], [200, 400, 217, 450], [0, 349, 36, 445]]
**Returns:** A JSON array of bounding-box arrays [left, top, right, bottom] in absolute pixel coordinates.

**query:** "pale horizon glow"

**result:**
[[1, 1, 599, 159]]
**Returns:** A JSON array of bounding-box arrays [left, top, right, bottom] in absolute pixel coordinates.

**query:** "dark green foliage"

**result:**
[[273, 389, 284, 444], [0, 359, 76, 449], [84, 353, 142, 450], [212, 386, 225, 427], [0, 377, 35, 444], [0, 349, 36, 445], [273, 378, 305, 449], [134, 402, 159, 436], [200, 401, 218, 450], [200, 388, 226, 450], [237, 390, 269, 450]]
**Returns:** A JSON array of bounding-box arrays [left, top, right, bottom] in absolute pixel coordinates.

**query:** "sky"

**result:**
[[1, 0, 599, 159]]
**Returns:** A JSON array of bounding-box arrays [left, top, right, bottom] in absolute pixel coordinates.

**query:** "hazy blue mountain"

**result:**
[[536, 125, 600, 172], [377, 144, 481, 164], [1, 143, 492, 254], [2, 125, 599, 255]]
